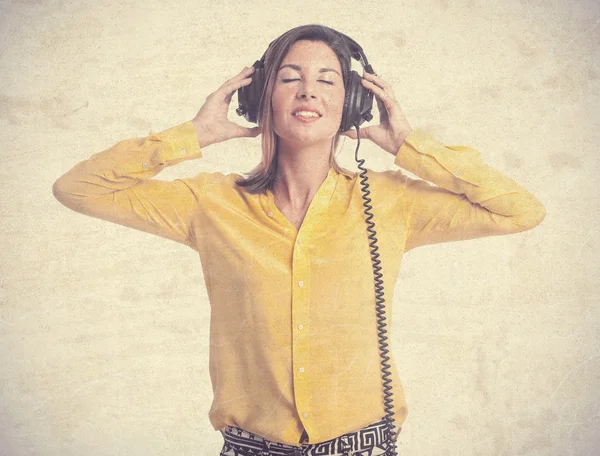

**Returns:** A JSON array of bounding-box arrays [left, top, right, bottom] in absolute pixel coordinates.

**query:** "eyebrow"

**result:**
[[278, 64, 341, 76]]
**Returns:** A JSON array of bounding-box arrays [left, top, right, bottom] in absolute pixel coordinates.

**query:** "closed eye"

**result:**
[[282, 79, 334, 85]]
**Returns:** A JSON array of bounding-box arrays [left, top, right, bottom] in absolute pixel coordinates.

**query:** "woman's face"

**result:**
[[271, 40, 345, 147]]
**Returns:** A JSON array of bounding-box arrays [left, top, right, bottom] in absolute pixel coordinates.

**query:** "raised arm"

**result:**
[[392, 129, 546, 251], [53, 66, 261, 249], [342, 71, 545, 252], [52, 122, 209, 248]]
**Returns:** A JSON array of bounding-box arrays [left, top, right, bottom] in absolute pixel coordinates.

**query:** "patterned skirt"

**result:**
[[218, 416, 398, 455]]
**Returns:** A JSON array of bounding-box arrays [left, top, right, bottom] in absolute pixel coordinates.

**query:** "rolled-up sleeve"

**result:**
[[52, 121, 206, 249], [391, 128, 546, 251]]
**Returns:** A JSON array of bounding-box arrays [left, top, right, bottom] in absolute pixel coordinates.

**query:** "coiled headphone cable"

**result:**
[[353, 123, 398, 456]]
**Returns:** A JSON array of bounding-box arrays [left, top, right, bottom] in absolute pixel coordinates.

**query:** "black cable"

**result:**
[[353, 123, 398, 456]]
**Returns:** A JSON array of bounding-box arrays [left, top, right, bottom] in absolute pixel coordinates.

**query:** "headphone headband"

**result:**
[[237, 28, 375, 132], [255, 31, 374, 75]]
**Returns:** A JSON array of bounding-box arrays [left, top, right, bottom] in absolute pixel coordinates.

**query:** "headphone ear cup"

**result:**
[[238, 65, 265, 124], [340, 70, 374, 132], [340, 70, 362, 132]]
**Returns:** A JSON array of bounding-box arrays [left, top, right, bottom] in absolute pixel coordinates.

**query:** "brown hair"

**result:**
[[234, 24, 355, 194]]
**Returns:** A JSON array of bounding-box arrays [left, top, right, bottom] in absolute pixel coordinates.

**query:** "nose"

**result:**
[[297, 81, 317, 99]]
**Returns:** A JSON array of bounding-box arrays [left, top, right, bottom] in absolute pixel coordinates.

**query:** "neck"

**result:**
[[273, 137, 332, 210]]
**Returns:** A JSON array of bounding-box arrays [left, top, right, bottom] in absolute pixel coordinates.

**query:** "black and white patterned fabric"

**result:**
[[219, 417, 397, 456]]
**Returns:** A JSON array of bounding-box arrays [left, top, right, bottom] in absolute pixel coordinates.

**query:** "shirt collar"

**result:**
[[259, 167, 347, 235], [334, 166, 356, 179]]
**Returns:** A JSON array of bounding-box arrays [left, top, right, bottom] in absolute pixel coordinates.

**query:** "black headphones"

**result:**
[[236, 30, 376, 132]]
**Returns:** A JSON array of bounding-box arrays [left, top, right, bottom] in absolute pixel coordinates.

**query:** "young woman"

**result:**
[[53, 24, 545, 456]]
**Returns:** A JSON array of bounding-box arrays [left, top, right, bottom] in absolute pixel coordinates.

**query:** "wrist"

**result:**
[[392, 128, 414, 156], [191, 119, 215, 149]]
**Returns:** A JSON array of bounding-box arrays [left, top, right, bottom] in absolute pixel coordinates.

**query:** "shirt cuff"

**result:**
[[394, 127, 482, 188], [149, 121, 203, 166]]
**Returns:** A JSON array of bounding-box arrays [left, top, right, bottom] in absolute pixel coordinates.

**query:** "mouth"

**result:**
[[292, 108, 322, 118], [292, 109, 322, 123]]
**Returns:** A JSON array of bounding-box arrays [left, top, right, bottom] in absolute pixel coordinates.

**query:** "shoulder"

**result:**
[[358, 167, 439, 202], [360, 167, 411, 192], [179, 171, 257, 199], [179, 170, 238, 186]]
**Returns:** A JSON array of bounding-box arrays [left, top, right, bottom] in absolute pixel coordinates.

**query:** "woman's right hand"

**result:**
[[191, 66, 261, 148]]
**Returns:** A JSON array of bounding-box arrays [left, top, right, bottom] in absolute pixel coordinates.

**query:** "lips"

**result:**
[[293, 114, 320, 123], [292, 106, 322, 117]]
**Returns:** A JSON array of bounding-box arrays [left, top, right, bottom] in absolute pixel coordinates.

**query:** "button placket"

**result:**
[[291, 231, 312, 436], [288, 175, 335, 442]]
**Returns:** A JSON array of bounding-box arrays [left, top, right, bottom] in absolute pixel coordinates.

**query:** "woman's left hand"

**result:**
[[340, 72, 414, 156]]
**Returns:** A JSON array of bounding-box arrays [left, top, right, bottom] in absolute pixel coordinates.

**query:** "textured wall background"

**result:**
[[1, 0, 598, 454]]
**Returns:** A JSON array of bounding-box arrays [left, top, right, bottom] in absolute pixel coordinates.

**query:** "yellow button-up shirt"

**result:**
[[53, 121, 545, 447]]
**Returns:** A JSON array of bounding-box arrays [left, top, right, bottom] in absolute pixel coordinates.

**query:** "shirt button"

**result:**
[[299, 367, 304, 373], [302, 412, 308, 419], [268, 211, 274, 217], [180, 149, 187, 155], [418, 144, 424, 150], [298, 281, 304, 287], [142, 162, 149, 168], [298, 324, 304, 330], [297, 239, 303, 245]]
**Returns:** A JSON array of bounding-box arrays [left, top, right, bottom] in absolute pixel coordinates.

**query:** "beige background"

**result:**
[[1, 0, 599, 454]]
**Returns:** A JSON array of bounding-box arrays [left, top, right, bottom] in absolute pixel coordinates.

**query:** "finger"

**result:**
[[229, 66, 256, 83], [375, 96, 389, 122], [218, 67, 255, 95], [362, 71, 391, 92], [234, 125, 261, 138], [361, 78, 397, 113], [341, 127, 372, 140], [363, 72, 397, 106], [222, 73, 253, 96], [241, 126, 261, 137], [223, 77, 253, 102]]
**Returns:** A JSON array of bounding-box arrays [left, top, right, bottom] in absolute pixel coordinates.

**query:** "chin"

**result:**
[[276, 127, 338, 146], [287, 135, 333, 148]]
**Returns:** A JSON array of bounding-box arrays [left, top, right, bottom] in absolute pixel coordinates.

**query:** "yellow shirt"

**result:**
[[52, 121, 545, 447]]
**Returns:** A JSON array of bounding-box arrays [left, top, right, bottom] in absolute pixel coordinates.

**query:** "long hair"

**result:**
[[234, 24, 354, 194]]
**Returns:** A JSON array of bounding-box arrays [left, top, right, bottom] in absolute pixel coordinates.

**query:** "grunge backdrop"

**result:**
[[1, 0, 598, 454]]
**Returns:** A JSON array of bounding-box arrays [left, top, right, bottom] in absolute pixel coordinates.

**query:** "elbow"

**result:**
[[533, 201, 546, 226], [52, 176, 82, 210], [516, 200, 546, 232], [52, 177, 66, 203], [52, 176, 70, 206]]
